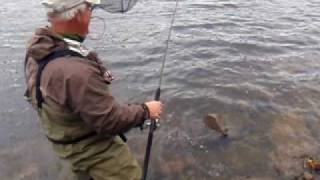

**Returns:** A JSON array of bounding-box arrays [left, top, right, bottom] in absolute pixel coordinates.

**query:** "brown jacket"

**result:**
[[25, 27, 146, 135]]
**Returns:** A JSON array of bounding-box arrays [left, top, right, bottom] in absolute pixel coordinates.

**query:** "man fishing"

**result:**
[[24, 0, 163, 179]]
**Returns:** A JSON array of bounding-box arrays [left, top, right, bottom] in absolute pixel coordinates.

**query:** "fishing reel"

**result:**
[[142, 119, 160, 130]]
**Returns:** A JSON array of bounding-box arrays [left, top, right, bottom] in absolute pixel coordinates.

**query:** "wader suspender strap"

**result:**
[[36, 49, 83, 109], [33, 49, 127, 144]]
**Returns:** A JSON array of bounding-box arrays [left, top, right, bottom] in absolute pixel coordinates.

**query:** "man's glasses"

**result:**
[[90, 4, 99, 12]]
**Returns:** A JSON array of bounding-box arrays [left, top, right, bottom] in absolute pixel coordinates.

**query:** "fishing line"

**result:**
[[142, 0, 180, 179]]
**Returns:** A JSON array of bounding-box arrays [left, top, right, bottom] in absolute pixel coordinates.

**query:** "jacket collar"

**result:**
[[63, 38, 90, 57]]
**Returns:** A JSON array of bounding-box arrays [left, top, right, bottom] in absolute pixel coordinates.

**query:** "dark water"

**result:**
[[1, 0, 320, 179]]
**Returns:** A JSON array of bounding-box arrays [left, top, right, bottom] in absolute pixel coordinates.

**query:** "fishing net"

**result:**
[[96, 0, 139, 13]]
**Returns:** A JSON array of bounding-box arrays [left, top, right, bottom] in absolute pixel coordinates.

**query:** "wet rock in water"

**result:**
[[18, 163, 39, 179], [203, 113, 228, 137], [302, 172, 314, 180], [223, 142, 268, 175], [294, 172, 315, 180], [159, 154, 193, 175], [231, 177, 275, 180], [268, 113, 320, 178], [0, 138, 61, 180]]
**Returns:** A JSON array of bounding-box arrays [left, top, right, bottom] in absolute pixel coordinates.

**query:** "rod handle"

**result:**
[[154, 87, 161, 101]]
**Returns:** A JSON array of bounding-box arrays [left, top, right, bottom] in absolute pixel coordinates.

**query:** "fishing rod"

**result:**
[[142, 0, 180, 179]]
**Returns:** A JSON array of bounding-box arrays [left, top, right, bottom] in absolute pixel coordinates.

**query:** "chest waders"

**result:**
[[31, 49, 127, 144]]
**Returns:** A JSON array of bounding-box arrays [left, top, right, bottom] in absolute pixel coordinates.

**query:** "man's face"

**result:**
[[50, 3, 95, 38], [77, 4, 92, 37]]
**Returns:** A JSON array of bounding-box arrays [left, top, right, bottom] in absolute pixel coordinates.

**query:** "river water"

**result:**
[[1, 0, 320, 179]]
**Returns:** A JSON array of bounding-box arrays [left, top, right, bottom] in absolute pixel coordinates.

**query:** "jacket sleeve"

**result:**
[[68, 66, 146, 135]]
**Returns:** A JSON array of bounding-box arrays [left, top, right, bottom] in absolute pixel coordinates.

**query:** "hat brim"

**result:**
[[86, 0, 100, 5]]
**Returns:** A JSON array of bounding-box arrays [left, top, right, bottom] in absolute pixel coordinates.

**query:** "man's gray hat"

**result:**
[[42, 0, 138, 13], [42, 0, 100, 13]]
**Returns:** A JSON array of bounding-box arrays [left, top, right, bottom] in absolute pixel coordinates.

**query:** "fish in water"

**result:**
[[203, 113, 228, 137]]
